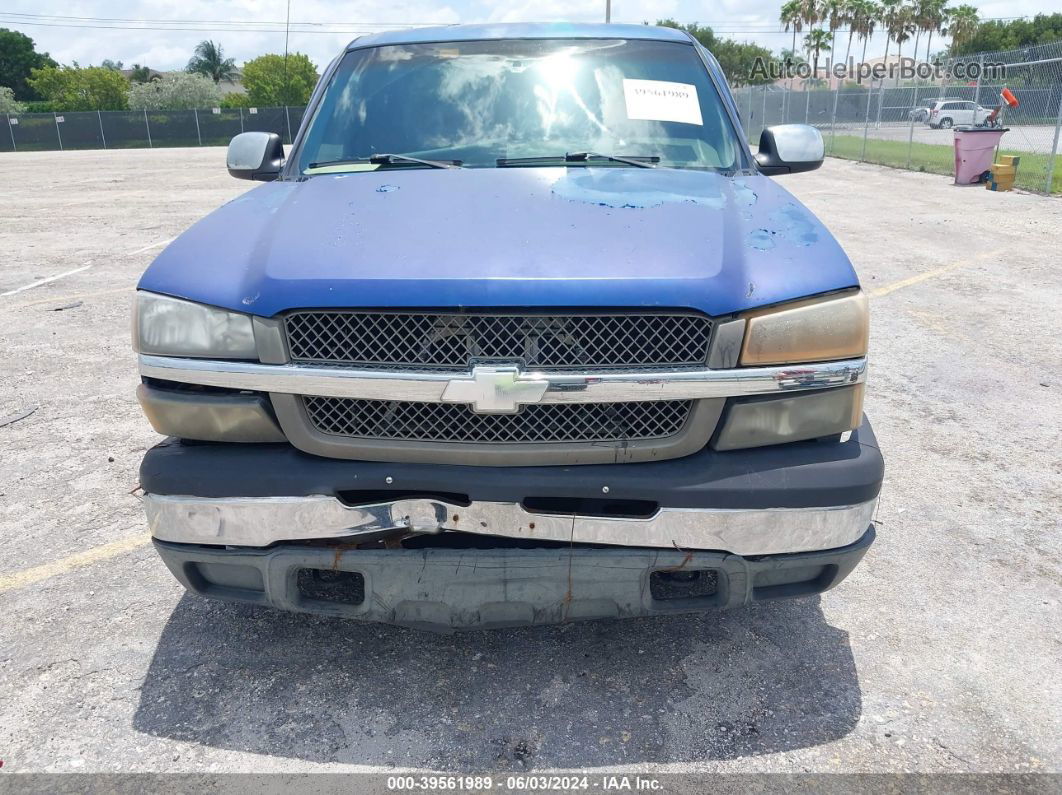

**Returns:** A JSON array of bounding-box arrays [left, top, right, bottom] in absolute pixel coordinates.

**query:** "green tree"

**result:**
[[0, 28, 58, 101], [877, 0, 901, 80], [823, 0, 851, 68], [836, 0, 861, 72], [797, 0, 823, 38], [242, 52, 319, 105], [922, 0, 950, 61], [949, 11, 1062, 56], [219, 92, 253, 108], [947, 5, 980, 52], [0, 85, 26, 113], [127, 72, 221, 110], [129, 64, 156, 84], [804, 29, 833, 79], [100, 59, 124, 71], [851, 0, 880, 66], [780, 0, 805, 82], [187, 40, 239, 84], [889, 3, 918, 83], [654, 20, 776, 86], [27, 65, 129, 111]]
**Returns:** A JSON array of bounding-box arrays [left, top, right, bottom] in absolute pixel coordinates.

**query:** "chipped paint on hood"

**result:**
[[139, 166, 856, 318], [550, 168, 727, 209]]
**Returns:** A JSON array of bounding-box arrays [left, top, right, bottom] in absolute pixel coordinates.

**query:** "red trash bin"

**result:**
[[953, 127, 1008, 185]]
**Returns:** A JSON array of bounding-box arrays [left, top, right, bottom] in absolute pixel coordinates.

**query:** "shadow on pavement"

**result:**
[[132, 594, 860, 768]]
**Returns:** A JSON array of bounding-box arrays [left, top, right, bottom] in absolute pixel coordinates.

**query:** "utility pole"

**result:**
[[605, 1, 611, 23], [283, 0, 291, 105]]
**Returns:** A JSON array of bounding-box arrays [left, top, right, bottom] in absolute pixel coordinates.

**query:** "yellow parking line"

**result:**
[[869, 248, 1006, 297], [0, 533, 151, 594], [0, 248, 1010, 593]]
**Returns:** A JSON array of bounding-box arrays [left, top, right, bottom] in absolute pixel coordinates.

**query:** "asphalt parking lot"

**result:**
[[0, 148, 1059, 779], [854, 121, 1062, 154]]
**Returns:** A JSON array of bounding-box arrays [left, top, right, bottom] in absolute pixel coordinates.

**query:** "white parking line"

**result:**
[[1, 262, 93, 297], [2, 236, 173, 299], [126, 237, 174, 256]]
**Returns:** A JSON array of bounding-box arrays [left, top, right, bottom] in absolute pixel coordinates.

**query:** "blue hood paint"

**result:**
[[139, 167, 858, 318]]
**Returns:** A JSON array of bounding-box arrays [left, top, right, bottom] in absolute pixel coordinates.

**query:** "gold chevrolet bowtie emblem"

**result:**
[[441, 365, 549, 414]]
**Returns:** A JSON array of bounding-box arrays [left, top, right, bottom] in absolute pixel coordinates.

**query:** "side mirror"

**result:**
[[755, 124, 824, 176], [226, 132, 284, 181]]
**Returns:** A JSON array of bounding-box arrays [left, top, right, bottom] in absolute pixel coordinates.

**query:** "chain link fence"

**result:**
[[6, 40, 1061, 194], [1, 106, 307, 153], [735, 40, 1062, 195]]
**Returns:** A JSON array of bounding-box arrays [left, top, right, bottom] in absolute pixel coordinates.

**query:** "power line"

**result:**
[[0, 10, 1032, 37], [2, 10, 1032, 27], [0, 11, 446, 27], [0, 16, 869, 35], [0, 18, 416, 34]]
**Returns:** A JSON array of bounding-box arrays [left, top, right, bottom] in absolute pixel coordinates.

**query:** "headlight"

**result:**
[[713, 385, 864, 450], [133, 291, 257, 359], [740, 290, 868, 366]]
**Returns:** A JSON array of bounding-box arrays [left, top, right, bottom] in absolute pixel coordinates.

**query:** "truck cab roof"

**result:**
[[346, 22, 693, 50]]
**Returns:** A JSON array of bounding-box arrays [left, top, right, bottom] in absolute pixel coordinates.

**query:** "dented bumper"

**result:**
[[153, 526, 874, 632], [141, 419, 882, 628]]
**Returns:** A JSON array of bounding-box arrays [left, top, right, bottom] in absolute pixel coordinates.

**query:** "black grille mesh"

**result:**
[[304, 397, 693, 444], [285, 311, 713, 371]]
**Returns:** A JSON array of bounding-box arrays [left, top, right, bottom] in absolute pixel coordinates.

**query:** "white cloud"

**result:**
[[3, 0, 1059, 71]]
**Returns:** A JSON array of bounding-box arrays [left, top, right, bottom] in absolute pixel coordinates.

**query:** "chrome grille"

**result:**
[[303, 397, 693, 444], [285, 311, 713, 371]]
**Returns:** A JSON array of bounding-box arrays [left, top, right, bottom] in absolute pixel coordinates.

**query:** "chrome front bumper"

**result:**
[[143, 493, 877, 556]]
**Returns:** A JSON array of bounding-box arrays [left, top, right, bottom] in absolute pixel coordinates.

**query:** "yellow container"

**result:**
[[997, 155, 1021, 168], [986, 178, 1015, 192]]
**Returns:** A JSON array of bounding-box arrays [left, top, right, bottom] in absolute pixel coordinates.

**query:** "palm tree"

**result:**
[[853, 0, 880, 66], [186, 40, 238, 84], [780, 1, 804, 70], [797, 0, 823, 50], [804, 29, 833, 80], [923, 1, 950, 63], [878, 0, 901, 83], [891, 3, 917, 85], [911, 0, 932, 67], [947, 4, 979, 53], [823, 0, 851, 72], [841, 0, 868, 74]]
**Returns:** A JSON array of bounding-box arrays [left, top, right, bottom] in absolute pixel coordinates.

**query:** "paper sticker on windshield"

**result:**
[[622, 79, 703, 125]]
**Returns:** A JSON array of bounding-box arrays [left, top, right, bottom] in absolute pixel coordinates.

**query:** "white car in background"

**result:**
[[927, 99, 993, 129]]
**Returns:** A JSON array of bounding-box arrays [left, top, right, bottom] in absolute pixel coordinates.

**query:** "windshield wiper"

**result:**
[[497, 152, 659, 168], [309, 153, 462, 170]]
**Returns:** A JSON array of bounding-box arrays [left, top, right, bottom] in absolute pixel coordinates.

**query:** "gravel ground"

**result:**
[[0, 148, 1059, 781]]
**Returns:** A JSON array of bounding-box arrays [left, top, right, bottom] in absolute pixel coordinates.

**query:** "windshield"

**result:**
[[296, 38, 740, 174]]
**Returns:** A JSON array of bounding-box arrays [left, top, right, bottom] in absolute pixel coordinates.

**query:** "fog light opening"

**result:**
[[650, 569, 719, 601], [296, 567, 365, 605]]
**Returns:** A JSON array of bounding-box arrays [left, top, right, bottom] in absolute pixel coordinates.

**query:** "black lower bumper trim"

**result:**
[[140, 417, 883, 511], [154, 526, 874, 632]]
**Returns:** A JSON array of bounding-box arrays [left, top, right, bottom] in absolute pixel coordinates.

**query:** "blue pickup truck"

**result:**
[[134, 23, 881, 631]]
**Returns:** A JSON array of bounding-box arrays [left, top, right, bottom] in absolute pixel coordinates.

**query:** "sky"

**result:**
[[1, 1, 1058, 73]]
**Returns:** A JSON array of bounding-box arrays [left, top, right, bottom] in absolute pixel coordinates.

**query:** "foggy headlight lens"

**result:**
[[133, 291, 257, 359], [713, 385, 864, 450], [740, 291, 868, 366]]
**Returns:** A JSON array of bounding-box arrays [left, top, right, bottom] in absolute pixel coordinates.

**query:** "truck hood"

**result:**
[[139, 166, 858, 318]]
